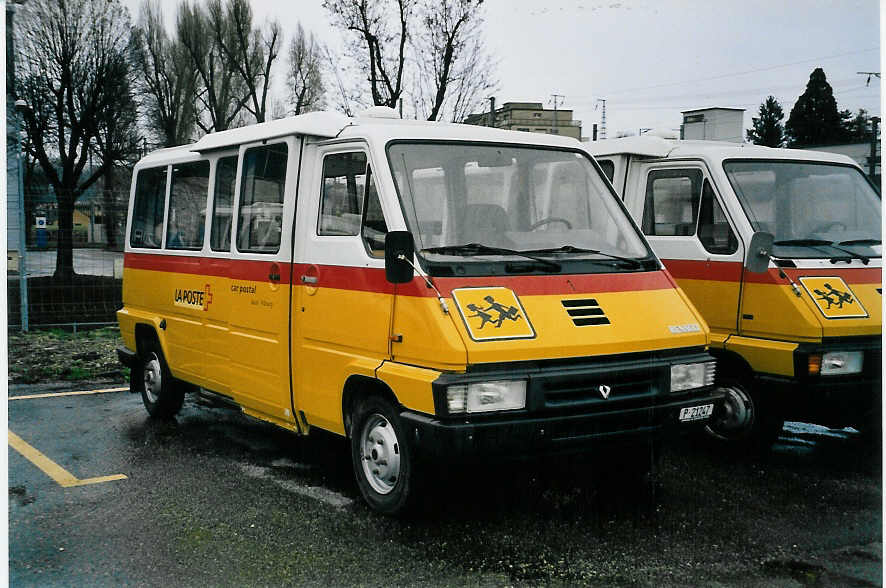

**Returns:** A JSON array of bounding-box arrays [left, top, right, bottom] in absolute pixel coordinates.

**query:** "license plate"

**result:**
[[679, 403, 714, 422]]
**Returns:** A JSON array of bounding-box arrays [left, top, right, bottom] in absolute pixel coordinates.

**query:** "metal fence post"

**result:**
[[15, 100, 29, 332]]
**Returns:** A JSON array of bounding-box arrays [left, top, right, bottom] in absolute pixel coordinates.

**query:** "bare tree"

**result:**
[[94, 45, 142, 249], [324, 0, 415, 109], [15, 0, 137, 278], [286, 23, 326, 115], [134, 0, 197, 147], [413, 0, 496, 121], [325, 0, 494, 120], [177, 0, 248, 132], [209, 0, 281, 124]]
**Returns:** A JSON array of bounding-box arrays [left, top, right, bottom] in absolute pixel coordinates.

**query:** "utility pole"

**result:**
[[550, 94, 565, 134], [869, 116, 880, 181], [857, 71, 881, 86], [595, 98, 607, 139], [487, 96, 496, 127]]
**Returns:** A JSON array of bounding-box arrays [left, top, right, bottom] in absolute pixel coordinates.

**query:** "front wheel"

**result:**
[[704, 380, 783, 453], [350, 396, 417, 515], [135, 341, 185, 419]]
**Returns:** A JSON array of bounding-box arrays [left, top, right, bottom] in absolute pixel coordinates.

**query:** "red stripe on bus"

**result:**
[[125, 252, 293, 282], [661, 257, 881, 285], [750, 266, 882, 285], [126, 252, 674, 296], [661, 259, 744, 282]]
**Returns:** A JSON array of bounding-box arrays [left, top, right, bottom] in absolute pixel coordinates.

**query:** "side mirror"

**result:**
[[744, 231, 774, 274], [385, 230, 415, 284]]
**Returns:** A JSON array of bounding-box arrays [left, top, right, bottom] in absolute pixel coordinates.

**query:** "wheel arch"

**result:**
[[342, 375, 399, 439], [709, 348, 755, 384]]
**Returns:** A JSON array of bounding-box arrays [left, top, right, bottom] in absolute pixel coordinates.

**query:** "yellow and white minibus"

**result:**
[[588, 136, 881, 449], [118, 109, 723, 514]]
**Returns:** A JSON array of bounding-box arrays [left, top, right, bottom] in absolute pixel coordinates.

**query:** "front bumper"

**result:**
[[116, 344, 137, 368], [402, 348, 724, 459], [768, 338, 882, 428]]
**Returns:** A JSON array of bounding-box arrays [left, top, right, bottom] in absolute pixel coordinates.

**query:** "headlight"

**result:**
[[670, 361, 716, 393], [446, 380, 527, 414], [820, 351, 863, 375]]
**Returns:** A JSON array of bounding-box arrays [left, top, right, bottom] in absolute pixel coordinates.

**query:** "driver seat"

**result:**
[[463, 204, 510, 243]]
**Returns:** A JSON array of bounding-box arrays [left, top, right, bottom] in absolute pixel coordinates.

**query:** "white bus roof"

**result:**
[[584, 136, 859, 166], [137, 109, 584, 168]]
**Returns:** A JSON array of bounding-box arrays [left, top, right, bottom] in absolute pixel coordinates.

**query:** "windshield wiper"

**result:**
[[773, 239, 870, 265], [838, 238, 881, 246], [521, 245, 645, 268], [421, 243, 561, 271]]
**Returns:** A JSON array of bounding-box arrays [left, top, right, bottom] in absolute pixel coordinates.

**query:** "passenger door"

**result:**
[[223, 138, 300, 427], [630, 163, 743, 340]]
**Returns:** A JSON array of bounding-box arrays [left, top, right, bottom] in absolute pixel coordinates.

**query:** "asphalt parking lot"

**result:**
[[9, 381, 882, 587]]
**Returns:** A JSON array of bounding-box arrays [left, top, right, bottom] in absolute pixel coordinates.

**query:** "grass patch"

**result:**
[[8, 326, 128, 384]]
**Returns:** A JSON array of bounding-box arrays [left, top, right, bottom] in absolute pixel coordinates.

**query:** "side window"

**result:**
[[130, 166, 168, 248], [238, 143, 288, 253], [211, 156, 237, 252], [361, 167, 388, 256], [642, 168, 703, 236], [319, 152, 367, 236], [166, 160, 209, 250], [698, 179, 738, 255], [598, 159, 615, 183]]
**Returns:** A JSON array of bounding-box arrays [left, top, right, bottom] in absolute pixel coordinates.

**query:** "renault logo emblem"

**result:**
[[598, 385, 611, 399]]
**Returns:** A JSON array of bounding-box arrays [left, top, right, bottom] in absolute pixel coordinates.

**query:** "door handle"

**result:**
[[301, 275, 318, 284]]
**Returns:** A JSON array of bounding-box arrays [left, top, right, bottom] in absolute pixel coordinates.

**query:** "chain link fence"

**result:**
[[8, 187, 130, 330]]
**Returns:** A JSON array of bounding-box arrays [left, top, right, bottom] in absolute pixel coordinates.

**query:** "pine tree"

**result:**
[[786, 68, 847, 147], [746, 96, 785, 147]]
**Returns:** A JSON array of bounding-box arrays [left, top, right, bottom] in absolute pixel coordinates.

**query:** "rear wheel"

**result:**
[[135, 339, 185, 419], [350, 396, 416, 515], [705, 380, 783, 453]]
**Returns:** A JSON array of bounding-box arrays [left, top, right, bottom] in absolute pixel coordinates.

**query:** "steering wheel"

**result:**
[[810, 221, 847, 234], [529, 217, 573, 230]]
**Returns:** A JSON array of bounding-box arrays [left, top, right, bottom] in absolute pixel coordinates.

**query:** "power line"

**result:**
[[583, 47, 880, 97]]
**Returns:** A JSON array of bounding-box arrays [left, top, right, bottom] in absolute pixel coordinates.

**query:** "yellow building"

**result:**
[[464, 101, 582, 140]]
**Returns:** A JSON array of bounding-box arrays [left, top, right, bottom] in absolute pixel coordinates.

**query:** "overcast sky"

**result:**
[[123, 0, 881, 140]]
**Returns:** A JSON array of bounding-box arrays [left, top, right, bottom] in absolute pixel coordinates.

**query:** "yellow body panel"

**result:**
[[724, 335, 798, 377], [294, 285, 393, 433], [740, 283, 824, 342], [376, 361, 440, 416], [446, 288, 709, 365], [676, 278, 740, 334], [122, 265, 293, 425]]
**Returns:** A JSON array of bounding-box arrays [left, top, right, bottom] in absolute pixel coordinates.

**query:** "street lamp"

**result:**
[[14, 99, 30, 331]]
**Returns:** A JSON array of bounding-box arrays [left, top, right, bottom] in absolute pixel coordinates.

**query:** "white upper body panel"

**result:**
[[585, 136, 859, 167]]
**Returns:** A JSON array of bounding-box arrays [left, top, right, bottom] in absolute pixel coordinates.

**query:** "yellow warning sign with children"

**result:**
[[798, 276, 869, 319], [451, 287, 536, 341]]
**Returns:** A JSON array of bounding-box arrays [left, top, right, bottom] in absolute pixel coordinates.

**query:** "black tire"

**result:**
[[704, 379, 783, 454], [135, 339, 185, 419], [349, 395, 417, 516]]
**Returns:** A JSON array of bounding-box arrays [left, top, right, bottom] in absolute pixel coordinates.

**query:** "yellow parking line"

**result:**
[[8, 431, 128, 488], [9, 387, 128, 401]]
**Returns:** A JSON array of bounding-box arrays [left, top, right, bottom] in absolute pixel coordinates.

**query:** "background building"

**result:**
[[680, 107, 746, 142], [464, 101, 583, 140]]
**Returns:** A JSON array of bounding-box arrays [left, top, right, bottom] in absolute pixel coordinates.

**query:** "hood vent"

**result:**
[[562, 298, 611, 326]]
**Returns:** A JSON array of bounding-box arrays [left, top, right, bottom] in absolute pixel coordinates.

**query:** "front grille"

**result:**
[[562, 298, 610, 326], [538, 366, 666, 411]]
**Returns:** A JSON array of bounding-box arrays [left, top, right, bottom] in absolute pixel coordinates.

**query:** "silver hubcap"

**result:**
[[360, 413, 400, 495], [143, 353, 162, 404], [706, 385, 754, 440]]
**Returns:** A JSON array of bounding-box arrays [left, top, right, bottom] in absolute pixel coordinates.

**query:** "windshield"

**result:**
[[723, 160, 881, 258], [387, 142, 651, 273]]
